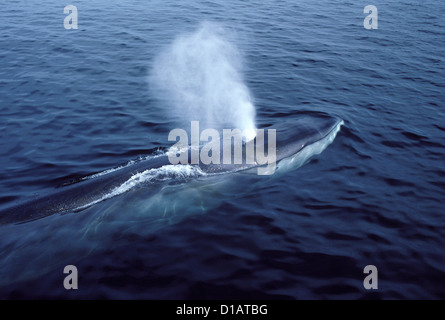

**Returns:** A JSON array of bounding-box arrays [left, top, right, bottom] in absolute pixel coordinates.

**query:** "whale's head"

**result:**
[[193, 111, 343, 175], [272, 112, 343, 162], [247, 112, 343, 175]]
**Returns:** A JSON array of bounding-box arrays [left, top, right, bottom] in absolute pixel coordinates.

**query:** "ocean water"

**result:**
[[0, 0, 444, 299]]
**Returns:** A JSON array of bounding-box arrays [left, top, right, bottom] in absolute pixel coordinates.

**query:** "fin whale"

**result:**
[[0, 113, 343, 225]]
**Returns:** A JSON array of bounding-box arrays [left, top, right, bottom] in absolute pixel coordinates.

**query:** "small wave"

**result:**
[[75, 164, 206, 211], [81, 152, 165, 180]]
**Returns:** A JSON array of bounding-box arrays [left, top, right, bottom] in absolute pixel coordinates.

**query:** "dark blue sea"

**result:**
[[0, 0, 444, 299]]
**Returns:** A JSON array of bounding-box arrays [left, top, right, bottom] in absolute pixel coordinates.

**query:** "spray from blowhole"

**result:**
[[149, 21, 257, 142]]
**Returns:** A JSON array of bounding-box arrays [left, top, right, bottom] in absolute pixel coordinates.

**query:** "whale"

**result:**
[[0, 112, 343, 225]]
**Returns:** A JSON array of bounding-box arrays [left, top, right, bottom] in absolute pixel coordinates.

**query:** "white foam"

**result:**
[[81, 153, 165, 180], [75, 164, 206, 211]]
